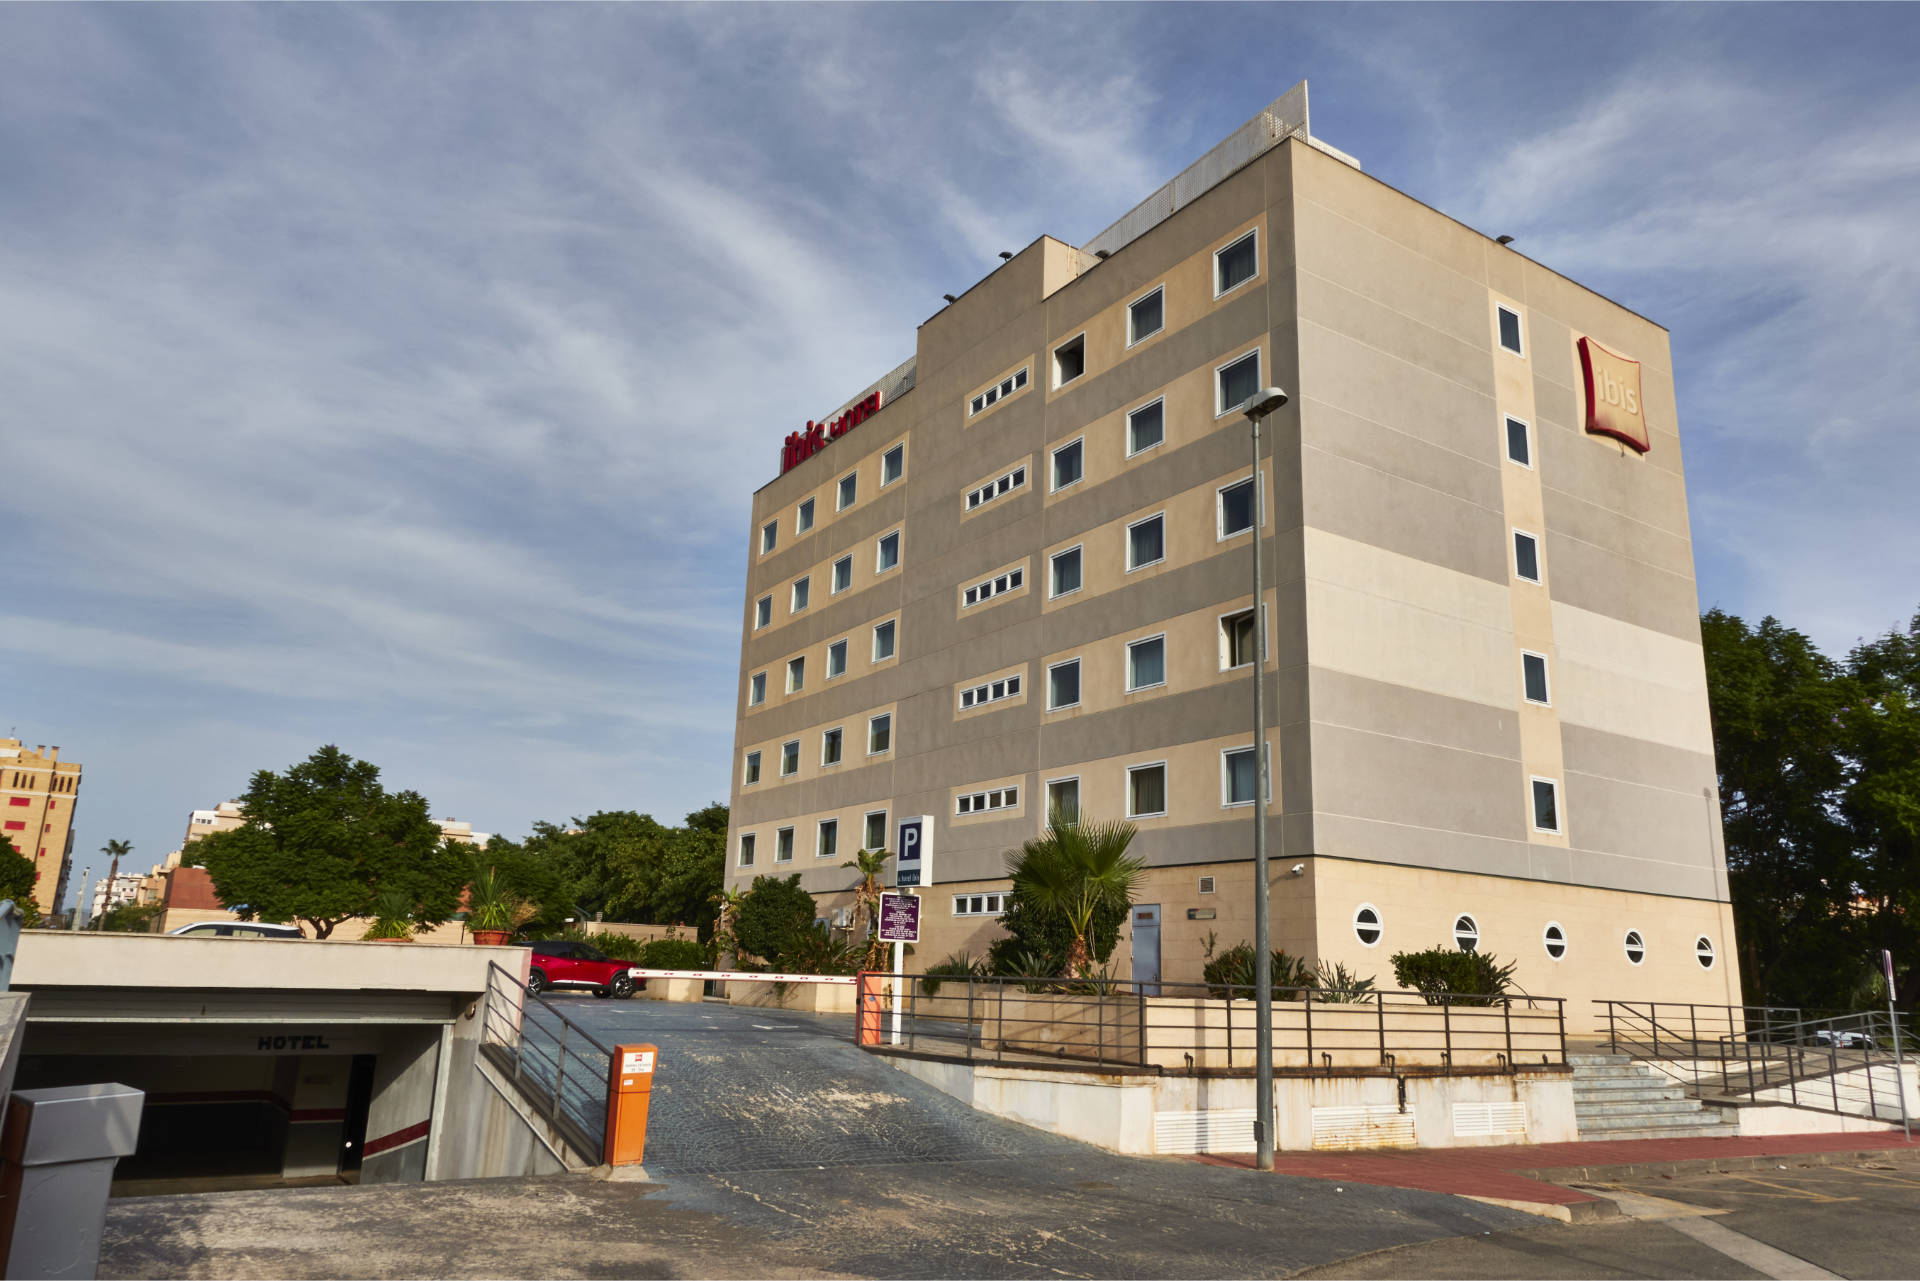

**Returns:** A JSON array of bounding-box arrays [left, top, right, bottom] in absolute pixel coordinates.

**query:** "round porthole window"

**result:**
[[1695, 936, 1715, 969], [1353, 903, 1382, 948], [1543, 921, 1567, 960], [1453, 914, 1480, 953], [1624, 929, 1646, 966]]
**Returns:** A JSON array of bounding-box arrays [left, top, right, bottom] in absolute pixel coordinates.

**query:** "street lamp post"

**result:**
[[1241, 385, 1289, 1172]]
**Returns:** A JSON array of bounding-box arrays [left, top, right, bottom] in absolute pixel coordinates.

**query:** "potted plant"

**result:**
[[467, 869, 519, 946]]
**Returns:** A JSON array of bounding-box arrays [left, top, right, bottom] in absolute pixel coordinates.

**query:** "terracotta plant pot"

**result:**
[[471, 929, 512, 946]]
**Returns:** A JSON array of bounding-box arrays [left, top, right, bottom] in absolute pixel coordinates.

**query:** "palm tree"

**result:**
[[97, 839, 132, 927], [841, 848, 890, 969], [1005, 818, 1143, 978]]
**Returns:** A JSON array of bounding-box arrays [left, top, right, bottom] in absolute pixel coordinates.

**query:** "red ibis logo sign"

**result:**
[[1578, 336, 1649, 454], [780, 391, 884, 474]]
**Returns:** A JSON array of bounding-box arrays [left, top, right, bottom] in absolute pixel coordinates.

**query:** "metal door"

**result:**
[[1131, 904, 1162, 996]]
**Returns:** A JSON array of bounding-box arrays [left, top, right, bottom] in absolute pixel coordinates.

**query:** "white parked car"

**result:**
[[1810, 1028, 1876, 1050], [167, 921, 305, 939]]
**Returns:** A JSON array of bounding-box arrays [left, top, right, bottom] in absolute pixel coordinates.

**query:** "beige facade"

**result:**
[[723, 87, 1742, 1031], [1, 739, 82, 916]]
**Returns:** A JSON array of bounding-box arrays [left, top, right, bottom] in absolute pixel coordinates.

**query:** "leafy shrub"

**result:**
[[96, 900, 163, 933], [635, 936, 708, 971], [362, 888, 417, 941], [780, 923, 860, 976], [920, 950, 986, 996], [1390, 947, 1516, 1006], [1202, 942, 1315, 999], [733, 875, 819, 964], [984, 872, 1127, 979], [1309, 960, 1377, 1004]]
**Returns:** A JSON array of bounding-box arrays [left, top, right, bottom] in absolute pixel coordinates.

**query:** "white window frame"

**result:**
[[761, 521, 778, 554], [1214, 348, 1262, 418], [968, 366, 1031, 417], [1218, 605, 1266, 670], [1624, 929, 1647, 966], [1505, 415, 1533, 469], [816, 818, 838, 859], [738, 832, 756, 867], [780, 739, 800, 777], [1530, 776, 1562, 833], [1496, 303, 1525, 357], [952, 891, 1010, 918], [1127, 284, 1166, 347], [796, 497, 815, 534], [867, 713, 892, 756], [1353, 903, 1383, 949], [1050, 436, 1084, 493], [1513, 529, 1543, 585], [786, 656, 805, 694], [1125, 632, 1168, 693], [863, 810, 887, 852], [755, 595, 772, 630], [749, 672, 767, 706], [1214, 229, 1259, 298], [1046, 658, 1082, 712], [1220, 746, 1261, 808], [958, 672, 1023, 712], [875, 529, 901, 574], [1695, 936, 1716, 970], [832, 555, 853, 594], [791, 576, 811, 613], [967, 464, 1029, 512], [1453, 913, 1480, 953], [1521, 650, 1551, 706], [743, 751, 761, 786], [1126, 397, 1166, 458], [1216, 475, 1258, 541], [837, 471, 858, 511], [955, 785, 1019, 817], [1125, 512, 1167, 573], [826, 639, 848, 680], [1048, 546, 1083, 600], [1052, 332, 1086, 389], [1126, 761, 1169, 819], [963, 565, 1025, 609], [872, 619, 896, 663], [1543, 921, 1567, 961], [775, 826, 794, 863], [882, 443, 905, 485], [1045, 775, 1081, 825]]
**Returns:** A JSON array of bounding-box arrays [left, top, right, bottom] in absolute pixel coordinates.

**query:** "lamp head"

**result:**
[[1242, 387, 1290, 421]]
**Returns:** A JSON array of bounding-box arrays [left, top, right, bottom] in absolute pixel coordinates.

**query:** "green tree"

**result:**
[[465, 833, 575, 933], [0, 834, 44, 927], [1840, 612, 1920, 1000], [994, 818, 1143, 978], [840, 847, 889, 969], [513, 806, 726, 937], [732, 874, 818, 965], [187, 745, 468, 939], [98, 900, 165, 933]]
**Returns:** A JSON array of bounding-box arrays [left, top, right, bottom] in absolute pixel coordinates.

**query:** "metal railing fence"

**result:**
[[859, 973, 1566, 1075], [480, 960, 613, 1159]]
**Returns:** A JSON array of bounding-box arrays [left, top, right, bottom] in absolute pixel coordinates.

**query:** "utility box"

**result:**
[[604, 1044, 656, 1167], [0, 1083, 145, 1280]]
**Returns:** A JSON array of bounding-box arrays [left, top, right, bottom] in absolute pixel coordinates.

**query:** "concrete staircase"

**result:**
[[1570, 1052, 1737, 1140]]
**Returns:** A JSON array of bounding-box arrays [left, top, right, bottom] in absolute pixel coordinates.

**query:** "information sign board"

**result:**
[[878, 893, 921, 943]]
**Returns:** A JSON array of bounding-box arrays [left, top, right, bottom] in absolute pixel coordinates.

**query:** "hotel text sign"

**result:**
[[780, 390, 884, 474], [1578, 336, 1649, 454]]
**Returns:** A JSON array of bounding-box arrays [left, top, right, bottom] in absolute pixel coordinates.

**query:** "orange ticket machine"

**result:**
[[605, 1043, 657, 1166]]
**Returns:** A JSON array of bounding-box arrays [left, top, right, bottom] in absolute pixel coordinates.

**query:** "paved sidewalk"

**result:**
[[1196, 1130, 1920, 1214]]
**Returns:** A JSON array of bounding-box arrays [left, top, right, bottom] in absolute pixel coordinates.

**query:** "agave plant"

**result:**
[[1309, 960, 1377, 1003]]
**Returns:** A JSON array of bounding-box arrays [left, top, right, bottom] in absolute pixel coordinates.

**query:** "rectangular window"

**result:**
[[967, 465, 1028, 511], [1522, 652, 1551, 705], [1223, 747, 1258, 806], [1531, 777, 1560, 833], [1126, 635, 1166, 691], [744, 751, 761, 785], [1217, 349, 1261, 416], [882, 444, 905, 484], [1505, 416, 1531, 467], [1497, 305, 1524, 355], [1128, 763, 1168, 818], [1219, 477, 1256, 538], [1051, 438, 1083, 491], [1221, 608, 1257, 668], [1215, 231, 1258, 295], [755, 595, 772, 629], [791, 576, 811, 613], [1127, 513, 1165, 571], [868, 713, 892, 755], [1046, 777, 1080, 825], [739, 833, 756, 867], [776, 827, 795, 862], [969, 367, 1030, 415], [822, 727, 843, 765], [1053, 334, 1085, 387], [796, 498, 815, 534], [876, 530, 900, 573], [959, 673, 1023, 711], [838, 472, 858, 510], [1049, 546, 1082, 598], [952, 892, 1009, 918], [786, 656, 805, 693], [1047, 658, 1081, 710], [749, 672, 767, 706], [962, 565, 1024, 608], [955, 786, 1019, 816], [1514, 530, 1541, 583], [827, 639, 848, 679], [761, 521, 778, 554], [781, 740, 800, 776], [872, 619, 896, 661], [864, 810, 887, 851], [1127, 399, 1165, 456], [817, 819, 838, 859], [1128, 286, 1165, 345], [830, 556, 852, 594]]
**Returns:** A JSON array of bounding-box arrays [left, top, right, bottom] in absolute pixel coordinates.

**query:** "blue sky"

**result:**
[[5, 4, 1916, 909]]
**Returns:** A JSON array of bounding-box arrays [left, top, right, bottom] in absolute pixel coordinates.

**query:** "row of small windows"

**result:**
[[747, 622, 895, 705], [1352, 904, 1713, 968], [956, 786, 1019, 816], [739, 810, 891, 867], [969, 366, 1030, 416], [760, 444, 906, 554], [959, 674, 1021, 710], [1035, 748, 1266, 824], [764, 532, 901, 626], [1040, 478, 1254, 605], [967, 465, 1027, 511], [742, 714, 894, 786], [953, 892, 1010, 918], [963, 567, 1023, 608]]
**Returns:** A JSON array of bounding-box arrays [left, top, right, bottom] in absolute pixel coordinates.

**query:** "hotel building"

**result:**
[[722, 85, 1741, 1028], [1, 738, 82, 917]]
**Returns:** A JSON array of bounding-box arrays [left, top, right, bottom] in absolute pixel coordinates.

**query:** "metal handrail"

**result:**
[[481, 960, 615, 1158]]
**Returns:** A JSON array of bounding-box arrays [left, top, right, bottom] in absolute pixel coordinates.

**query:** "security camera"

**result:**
[[1289, 863, 1306, 877]]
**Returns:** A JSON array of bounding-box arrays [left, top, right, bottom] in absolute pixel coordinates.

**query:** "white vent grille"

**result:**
[[1153, 1109, 1256, 1155], [1310, 1105, 1416, 1151], [1198, 876, 1216, 894], [1452, 1102, 1527, 1138]]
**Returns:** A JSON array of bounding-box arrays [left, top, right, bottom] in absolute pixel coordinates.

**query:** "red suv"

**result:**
[[523, 940, 645, 999]]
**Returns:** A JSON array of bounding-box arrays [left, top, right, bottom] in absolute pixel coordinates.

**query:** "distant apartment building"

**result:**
[[723, 85, 1741, 1028], [1, 738, 82, 916], [89, 871, 144, 921]]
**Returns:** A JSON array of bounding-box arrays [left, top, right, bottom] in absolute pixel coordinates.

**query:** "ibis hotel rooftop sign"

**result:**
[[780, 390, 884, 474]]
